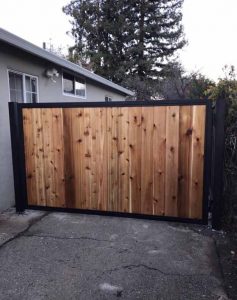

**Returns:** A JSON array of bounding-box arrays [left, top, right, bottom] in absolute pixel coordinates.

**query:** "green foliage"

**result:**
[[159, 62, 215, 100], [188, 73, 215, 99], [208, 66, 237, 227], [63, 0, 186, 98]]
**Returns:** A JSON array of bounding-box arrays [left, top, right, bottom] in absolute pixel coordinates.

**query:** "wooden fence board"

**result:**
[[97, 108, 108, 211], [153, 107, 166, 216], [118, 107, 130, 212], [23, 109, 38, 205], [165, 106, 180, 217], [63, 108, 74, 208], [50, 108, 65, 208], [128, 107, 142, 213], [90, 108, 101, 210], [22, 105, 206, 220], [189, 105, 206, 219], [31, 109, 46, 206], [178, 106, 193, 218], [141, 107, 154, 215], [107, 107, 119, 212]]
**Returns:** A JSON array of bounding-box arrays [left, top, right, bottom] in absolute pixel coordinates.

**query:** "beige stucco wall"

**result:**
[[0, 44, 126, 211]]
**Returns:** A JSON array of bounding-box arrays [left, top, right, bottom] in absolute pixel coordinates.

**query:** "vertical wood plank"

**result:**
[[73, 108, 85, 209], [178, 106, 193, 218], [153, 107, 166, 216], [63, 108, 75, 208], [41, 109, 53, 206], [97, 108, 108, 211], [83, 108, 93, 209], [107, 107, 119, 211], [189, 105, 206, 219], [32, 109, 46, 206], [90, 108, 100, 210], [141, 107, 154, 215], [51, 108, 65, 207], [165, 106, 180, 217], [23, 109, 38, 205], [128, 107, 142, 213], [118, 107, 130, 212], [41, 108, 65, 207]]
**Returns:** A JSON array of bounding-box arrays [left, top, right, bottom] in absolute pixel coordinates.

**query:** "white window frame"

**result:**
[[62, 71, 87, 100], [7, 69, 39, 103]]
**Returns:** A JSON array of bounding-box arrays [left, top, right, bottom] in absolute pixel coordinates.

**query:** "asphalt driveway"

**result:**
[[0, 210, 228, 300]]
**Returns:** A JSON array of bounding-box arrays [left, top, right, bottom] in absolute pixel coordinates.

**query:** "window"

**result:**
[[63, 72, 86, 98], [8, 71, 38, 103], [105, 95, 112, 102]]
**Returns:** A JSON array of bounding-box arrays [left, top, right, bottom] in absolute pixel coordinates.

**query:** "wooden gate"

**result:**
[[9, 100, 212, 223]]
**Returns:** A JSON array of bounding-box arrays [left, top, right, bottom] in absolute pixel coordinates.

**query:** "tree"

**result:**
[[63, 0, 186, 98], [159, 62, 215, 100]]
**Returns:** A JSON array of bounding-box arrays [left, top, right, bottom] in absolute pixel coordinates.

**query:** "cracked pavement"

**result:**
[[0, 210, 229, 299]]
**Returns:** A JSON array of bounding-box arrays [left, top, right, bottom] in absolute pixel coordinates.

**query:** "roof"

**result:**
[[0, 27, 134, 96]]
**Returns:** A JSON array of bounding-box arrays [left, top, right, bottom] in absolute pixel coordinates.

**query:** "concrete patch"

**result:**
[[99, 282, 123, 297]]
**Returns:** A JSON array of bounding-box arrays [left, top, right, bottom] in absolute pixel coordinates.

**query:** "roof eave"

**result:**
[[0, 27, 134, 97]]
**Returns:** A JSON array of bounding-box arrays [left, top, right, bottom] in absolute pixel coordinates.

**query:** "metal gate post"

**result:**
[[9, 102, 27, 213], [212, 98, 226, 230], [202, 100, 213, 224]]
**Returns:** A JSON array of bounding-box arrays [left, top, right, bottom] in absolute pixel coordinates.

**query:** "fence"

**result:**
[[9, 100, 214, 224]]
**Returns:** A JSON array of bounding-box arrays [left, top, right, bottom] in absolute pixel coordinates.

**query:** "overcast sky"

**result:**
[[0, 0, 236, 81]]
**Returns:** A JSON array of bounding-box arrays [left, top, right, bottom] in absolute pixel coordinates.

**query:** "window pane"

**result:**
[[26, 92, 32, 103], [75, 78, 86, 97], [15, 76, 23, 91], [63, 73, 74, 94], [63, 78, 74, 94], [9, 73, 15, 90], [32, 93, 37, 103], [9, 72, 24, 102], [16, 91, 24, 103], [31, 78, 37, 93], [10, 90, 16, 102], [25, 76, 31, 92]]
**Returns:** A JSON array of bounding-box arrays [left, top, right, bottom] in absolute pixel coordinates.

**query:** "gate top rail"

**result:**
[[14, 99, 209, 109]]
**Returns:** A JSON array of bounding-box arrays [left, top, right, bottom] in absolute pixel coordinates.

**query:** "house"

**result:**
[[0, 27, 133, 211]]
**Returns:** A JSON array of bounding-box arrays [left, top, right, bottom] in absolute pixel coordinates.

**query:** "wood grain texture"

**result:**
[[165, 106, 180, 217], [178, 106, 192, 218], [32, 109, 47, 206], [128, 107, 142, 213], [141, 107, 154, 215], [63, 108, 75, 208], [153, 107, 166, 216], [107, 107, 119, 211], [22, 105, 206, 220], [189, 105, 206, 219], [118, 108, 130, 212], [23, 109, 38, 205]]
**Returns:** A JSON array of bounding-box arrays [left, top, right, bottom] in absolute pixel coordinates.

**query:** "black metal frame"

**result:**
[[202, 100, 213, 225], [9, 102, 28, 212], [211, 99, 226, 230], [9, 99, 214, 225], [16, 99, 208, 108], [27, 205, 206, 225]]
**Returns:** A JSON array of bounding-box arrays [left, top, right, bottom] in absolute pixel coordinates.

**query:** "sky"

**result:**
[[0, 0, 236, 81]]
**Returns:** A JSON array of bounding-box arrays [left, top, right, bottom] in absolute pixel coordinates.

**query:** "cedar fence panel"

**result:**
[[13, 101, 210, 222]]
